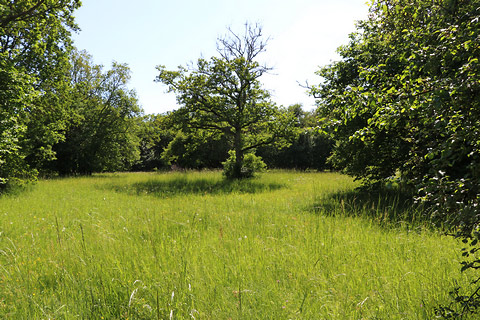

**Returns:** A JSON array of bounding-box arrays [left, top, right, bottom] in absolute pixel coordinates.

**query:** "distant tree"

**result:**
[[52, 50, 142, 175], [257, 105, 333, 170], [0, 0, 81, 188], [133, 112, 230, 171], [132, 114, 176, 171], [155, 23, 295, 178], [162, 129, 230, 169]]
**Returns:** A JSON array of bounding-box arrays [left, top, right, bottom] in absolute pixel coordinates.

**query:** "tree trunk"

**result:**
[[233, 129, 244, 178]]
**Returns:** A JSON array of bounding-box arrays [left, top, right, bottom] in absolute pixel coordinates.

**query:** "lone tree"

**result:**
[[155, 24, 294, 178]]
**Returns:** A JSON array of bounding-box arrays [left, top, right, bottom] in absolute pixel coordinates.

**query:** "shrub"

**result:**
[[222, 150, 266, 179]]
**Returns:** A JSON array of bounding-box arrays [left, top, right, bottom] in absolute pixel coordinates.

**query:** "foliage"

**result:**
[[156, 23, 296, 179], [0, 0, 81, 187], [133, 106, 330, 172], [133, 113, 230, 171], [162, 129, 229, 169], [1, 0, 142, 180], [222, 150, 266, 179], [311, 0, 480, 316], [21, 68, 74, 174], [52, 50, 142, 175], [257, 105, 333, 170], [0, 61, 37, 188], [258, 129, 332, 170], [132, 114, 176, 171]]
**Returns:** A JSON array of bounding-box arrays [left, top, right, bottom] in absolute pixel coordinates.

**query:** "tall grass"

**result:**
[[0, 171, 474, 319]]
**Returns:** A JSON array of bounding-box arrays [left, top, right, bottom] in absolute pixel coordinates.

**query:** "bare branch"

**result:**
[[299, 80, 321, 99], [217, 22, 270, 63]]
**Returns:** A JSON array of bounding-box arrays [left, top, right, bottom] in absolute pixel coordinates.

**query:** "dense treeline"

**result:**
[[257, 104, 333, 170], [134, 105, 333, 173], [133, 107, 332, 172]]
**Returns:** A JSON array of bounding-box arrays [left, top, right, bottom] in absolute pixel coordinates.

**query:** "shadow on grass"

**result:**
[[312, 185, 430, 228], [111, 176, 286, 197], [0, 182, 35, 198]]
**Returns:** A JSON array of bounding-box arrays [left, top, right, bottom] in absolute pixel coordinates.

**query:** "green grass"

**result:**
[[0, 171, 474, 319]]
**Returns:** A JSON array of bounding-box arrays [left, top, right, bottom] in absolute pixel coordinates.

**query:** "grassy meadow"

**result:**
[[0, 171, 475, 319]]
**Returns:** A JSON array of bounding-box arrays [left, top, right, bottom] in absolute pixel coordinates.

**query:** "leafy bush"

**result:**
[[222, 150, 266, 179]]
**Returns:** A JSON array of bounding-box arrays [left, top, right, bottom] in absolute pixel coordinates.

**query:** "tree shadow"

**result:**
[[111, 176, 286, 197], [311, 186, 430, 229]]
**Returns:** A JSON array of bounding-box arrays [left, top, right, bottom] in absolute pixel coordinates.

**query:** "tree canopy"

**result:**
[[0, 0, 81, 188], [52, 50, 142, 175]]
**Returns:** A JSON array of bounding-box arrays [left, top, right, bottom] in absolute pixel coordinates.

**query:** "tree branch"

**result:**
[[242, 136, 277, 152], [1, 0, 47, 28]]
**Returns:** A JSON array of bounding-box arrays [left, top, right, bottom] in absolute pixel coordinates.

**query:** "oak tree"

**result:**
[[156, 24, 295, 178]]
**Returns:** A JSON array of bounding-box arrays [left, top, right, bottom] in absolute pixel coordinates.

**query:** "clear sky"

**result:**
[[72, 0, 370, 114]]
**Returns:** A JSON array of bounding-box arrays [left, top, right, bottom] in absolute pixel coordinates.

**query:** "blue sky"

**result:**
[[72, 0, 369, 114]]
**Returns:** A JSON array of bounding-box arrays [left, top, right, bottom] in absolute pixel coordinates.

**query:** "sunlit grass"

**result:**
[[0, 171, 474, 319]]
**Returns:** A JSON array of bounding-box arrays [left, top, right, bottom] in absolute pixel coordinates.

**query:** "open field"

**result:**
[[0, 171, 474, 319]]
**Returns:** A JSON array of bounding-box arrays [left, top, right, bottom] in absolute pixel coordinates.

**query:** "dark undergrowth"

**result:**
[[312, 184, 433, 230]]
